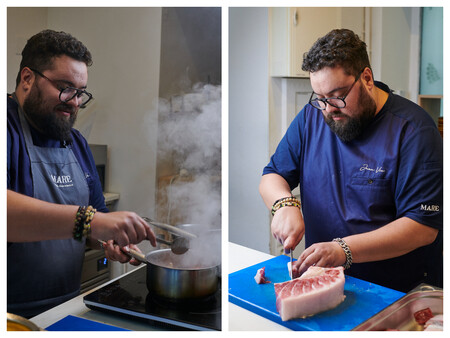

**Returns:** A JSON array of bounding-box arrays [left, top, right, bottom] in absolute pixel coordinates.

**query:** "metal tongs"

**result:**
[[97, 216, 197, 255], [142, 217, 197, 239], [143, 217, 198, 254], [98, 234, 190, 256]]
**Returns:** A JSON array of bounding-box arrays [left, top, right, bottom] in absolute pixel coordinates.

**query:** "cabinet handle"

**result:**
[[293, 9, 298, 26]]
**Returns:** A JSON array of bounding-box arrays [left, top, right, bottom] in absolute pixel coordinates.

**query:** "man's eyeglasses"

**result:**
[[308, 70, 364, 110], [30, 68, 93, 108]]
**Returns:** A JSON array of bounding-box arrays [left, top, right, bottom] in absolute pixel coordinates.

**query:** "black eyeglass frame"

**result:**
[[29, 68, 93, 108], [308, 69, 365, 110]]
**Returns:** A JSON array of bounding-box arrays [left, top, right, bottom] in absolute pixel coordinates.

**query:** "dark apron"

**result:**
[[7, 94, 89, 318]]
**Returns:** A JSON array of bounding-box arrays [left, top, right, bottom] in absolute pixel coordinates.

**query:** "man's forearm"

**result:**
[[344, 217, 439, 263], [7, 189, 78, 242], [259, 173, 293, 209]]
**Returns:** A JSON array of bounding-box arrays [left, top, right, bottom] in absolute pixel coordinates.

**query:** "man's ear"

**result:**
[[19, 67, 35, 93], [361, 67, 374, 91]]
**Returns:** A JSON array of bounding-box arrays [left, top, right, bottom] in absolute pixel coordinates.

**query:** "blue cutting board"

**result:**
[[229, 255, 405, 331], [46, 315, 129, 331]]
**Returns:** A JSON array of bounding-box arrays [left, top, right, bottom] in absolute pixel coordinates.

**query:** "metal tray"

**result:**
[[352, 284, 443, 331]]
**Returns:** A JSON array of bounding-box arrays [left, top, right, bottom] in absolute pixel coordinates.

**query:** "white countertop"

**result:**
[[30, 242, 287, 331]]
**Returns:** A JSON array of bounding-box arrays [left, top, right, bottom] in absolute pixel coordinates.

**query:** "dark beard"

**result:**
[[22, 83, 77, 143], [324, 84, 377, 143]]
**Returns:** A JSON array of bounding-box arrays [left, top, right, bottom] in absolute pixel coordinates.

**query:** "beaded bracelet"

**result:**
[[333, 238, 353, 269], [73, 205, 97, 241], [271, 196, 301, 216]]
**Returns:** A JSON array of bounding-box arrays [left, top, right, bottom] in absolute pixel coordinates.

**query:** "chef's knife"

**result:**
[[290, 249, 293, 280]]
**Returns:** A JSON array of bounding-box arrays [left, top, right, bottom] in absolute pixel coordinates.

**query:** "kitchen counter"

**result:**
[[31, 242, 280, 330], [27, 242, 407, 331], [228, 242, 288, 331], [228, 242, 410, 331], [30, 265, 169, 331]]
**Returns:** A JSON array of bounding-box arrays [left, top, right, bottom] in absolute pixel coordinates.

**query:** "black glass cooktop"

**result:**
[[83, 266, 221, 331]]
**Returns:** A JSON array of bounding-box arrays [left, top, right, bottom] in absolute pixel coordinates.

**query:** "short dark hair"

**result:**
[[16, 29, 93, 87], [302, 29, 371, 77]]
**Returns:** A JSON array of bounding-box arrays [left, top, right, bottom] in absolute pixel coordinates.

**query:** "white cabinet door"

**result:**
[[290, 7, 341, 77], [270, 7, 365, 78]]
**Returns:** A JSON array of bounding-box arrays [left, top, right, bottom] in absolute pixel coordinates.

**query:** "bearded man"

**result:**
[[7, 30, 156, 318], [259, 29, 442, 292]]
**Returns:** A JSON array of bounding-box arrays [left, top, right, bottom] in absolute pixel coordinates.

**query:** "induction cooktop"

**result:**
[[83, 266, 221, 331]]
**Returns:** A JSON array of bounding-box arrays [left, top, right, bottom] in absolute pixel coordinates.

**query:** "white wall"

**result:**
[[229, 8, 271, 253], [371, 7, 421, 100], [7, 8, 48, 92], [8, 7, 161, 215], [228, 7, 422, 255], [46, 7, 161, 218], [7, 8, 162, 275]]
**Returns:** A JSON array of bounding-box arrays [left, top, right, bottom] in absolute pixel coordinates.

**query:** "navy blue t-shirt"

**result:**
[[7, 95, 108, 213], [263, 82, 443, 292]]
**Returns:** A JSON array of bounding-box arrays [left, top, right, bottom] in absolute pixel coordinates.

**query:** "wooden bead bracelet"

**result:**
[[73, 205, 96, 241], [271, 196, 301, 216]]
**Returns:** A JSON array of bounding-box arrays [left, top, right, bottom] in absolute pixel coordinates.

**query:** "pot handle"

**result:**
[[97, 239, 147, 264], [126, 247, 147, 263]]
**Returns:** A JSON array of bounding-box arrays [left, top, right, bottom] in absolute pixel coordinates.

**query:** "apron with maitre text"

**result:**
[[7, 93, 90, 318]]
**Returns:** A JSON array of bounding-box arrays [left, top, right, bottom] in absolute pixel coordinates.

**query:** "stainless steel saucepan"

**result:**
[[127, 247, 220, 300], [100, 222, 221, 300]]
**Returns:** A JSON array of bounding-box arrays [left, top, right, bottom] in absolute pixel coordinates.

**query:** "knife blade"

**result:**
[[290, 249, 293, 279]]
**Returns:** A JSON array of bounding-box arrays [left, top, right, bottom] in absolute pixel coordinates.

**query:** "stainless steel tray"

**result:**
[[352, 284, 443, 331]]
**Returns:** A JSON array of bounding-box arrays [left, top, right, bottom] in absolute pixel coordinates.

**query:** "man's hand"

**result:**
[[7, 190, 155, 247], [292, 241, 346, 276], [90, 211, 157, 248], [271, 206, 305, 252], [259, 173, 305, 252], [101, 240, 143, 266]]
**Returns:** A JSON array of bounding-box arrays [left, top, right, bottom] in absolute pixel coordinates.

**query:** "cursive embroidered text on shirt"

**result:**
[[359, 164, 386, 174]]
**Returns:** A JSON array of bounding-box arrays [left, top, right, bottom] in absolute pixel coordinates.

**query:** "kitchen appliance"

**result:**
[[80, 248, 110, 293], [229, 255, 405, 331], [88, 144, 107, 191], [80, 144, 111, 292], [83, 266, 221, 331]]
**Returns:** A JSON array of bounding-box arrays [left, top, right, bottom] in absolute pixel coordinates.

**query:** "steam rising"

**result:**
[[157, 83, 221, 267], [158, 83, 221, 176]]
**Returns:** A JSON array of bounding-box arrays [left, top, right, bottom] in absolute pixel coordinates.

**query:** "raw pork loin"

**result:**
[[254, 266, 271, 284], [274, 266, 345, 321], [424, 314, 443, 331]]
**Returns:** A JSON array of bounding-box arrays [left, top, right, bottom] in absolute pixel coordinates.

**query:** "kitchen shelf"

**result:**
[[418, 94, 443, 137], [103, 192, 120, 210]]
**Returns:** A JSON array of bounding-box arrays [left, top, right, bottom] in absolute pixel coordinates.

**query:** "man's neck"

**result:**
[[374, 86, 389, 115]]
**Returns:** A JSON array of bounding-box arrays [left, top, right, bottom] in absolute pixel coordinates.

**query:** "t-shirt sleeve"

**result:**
[[262, 108, 306, 191], [395, 125, 442, 229]]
